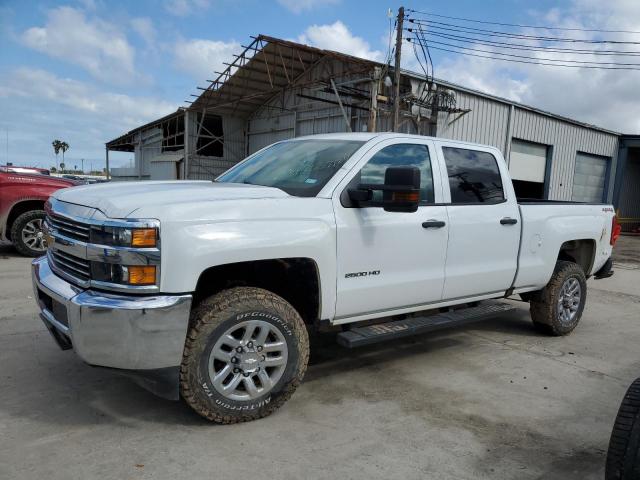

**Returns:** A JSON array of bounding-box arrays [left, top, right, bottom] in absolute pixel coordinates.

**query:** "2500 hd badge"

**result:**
[[345, 270, 381, 279]]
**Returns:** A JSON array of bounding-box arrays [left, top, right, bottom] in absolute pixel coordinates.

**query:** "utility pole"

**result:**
[[369, 66, 381, 132], [81, 158, 84, 173], [392, 6, 404, 132], [105, 147, 110, 179]]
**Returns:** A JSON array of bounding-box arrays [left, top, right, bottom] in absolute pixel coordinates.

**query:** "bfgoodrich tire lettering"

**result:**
[[180, 287, 309, 423]]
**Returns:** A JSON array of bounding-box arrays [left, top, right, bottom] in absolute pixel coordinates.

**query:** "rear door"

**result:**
[[435, 142, 521, 299]]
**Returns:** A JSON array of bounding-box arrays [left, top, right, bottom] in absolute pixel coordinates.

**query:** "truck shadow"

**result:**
[[7, 312, 540, 428], [0, 244, 23, 259], [305, 311, 539, 382]]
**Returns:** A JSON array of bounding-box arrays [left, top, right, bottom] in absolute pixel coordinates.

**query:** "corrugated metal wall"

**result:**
[[510, 108, 618, 201], [437, 87, 619, 202], [180, 60, 621, 202], [437, 90, 511, 151], [248, 112, 295, 152]]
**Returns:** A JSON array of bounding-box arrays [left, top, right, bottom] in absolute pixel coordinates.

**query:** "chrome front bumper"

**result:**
[[32, 256, 192, 399]]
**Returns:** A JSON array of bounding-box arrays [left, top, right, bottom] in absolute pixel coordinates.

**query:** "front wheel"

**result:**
[[10, 210, 47, 257], [530, 261, 587, 336], [180, 287, 309, 423]]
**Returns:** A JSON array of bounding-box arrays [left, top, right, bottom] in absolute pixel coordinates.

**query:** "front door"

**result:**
[[333, 139, 449, 320]]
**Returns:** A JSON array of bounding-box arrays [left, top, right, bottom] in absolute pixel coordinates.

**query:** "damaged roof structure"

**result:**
[[105, 34, 473, 182], [106, 34, 636, 219]]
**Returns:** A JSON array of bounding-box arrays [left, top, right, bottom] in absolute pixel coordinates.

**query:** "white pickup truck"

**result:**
[[32, 133, 620, 423]]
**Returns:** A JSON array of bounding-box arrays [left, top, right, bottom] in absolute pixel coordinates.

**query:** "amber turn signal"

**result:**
[[128, 265, 156, 285], [131, 228, 157, 247], [392, 191, 420, 202]]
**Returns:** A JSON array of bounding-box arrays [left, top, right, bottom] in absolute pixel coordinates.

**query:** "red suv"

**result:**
[[0, 167, 77, 256]]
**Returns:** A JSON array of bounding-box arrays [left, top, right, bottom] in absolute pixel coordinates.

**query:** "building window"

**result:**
[[442, 147, 504, 203], [196, 113, 224, 157], [161, 116, 184, 152], [509, 139, 549, 200]]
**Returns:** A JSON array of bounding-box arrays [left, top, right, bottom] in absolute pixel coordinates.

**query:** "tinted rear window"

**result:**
[[442, 147, 504, 204]]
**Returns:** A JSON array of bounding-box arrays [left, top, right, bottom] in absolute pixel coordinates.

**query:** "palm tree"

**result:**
[[60, 142, 69, 173], [52, 140, 62, 171]]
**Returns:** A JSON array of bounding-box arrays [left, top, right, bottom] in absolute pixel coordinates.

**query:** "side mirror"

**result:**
[[347, 188, 372, 203], [348, 166, 421, 212], [382, 166, 421, 212]]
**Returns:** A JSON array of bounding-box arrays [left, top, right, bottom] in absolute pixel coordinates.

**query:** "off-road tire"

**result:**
[[606, 378, 640, 480], [530, 260, 587, 336], [10, 210, 46, 257], [180, 287, 309, 424]]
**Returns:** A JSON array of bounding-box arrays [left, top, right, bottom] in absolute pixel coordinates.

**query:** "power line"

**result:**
[[410, 23, 434, 84], [415, 42, 640, 70], [406, 9, 640, 34], [416, 29, 640, 56], [406, 36, 640, 67], [408, 19, 640, 45]]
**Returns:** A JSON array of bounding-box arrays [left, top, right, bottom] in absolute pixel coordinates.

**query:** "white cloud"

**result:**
[[20, 6, 137, 85], [0, 67, 174, 139], [174, 38, 241, 80], [131, 17, 156, 47], [77, 0, 98, 10], [0, 68, 176, 168], [164, 0, 211, 16], [278, 0, 339, 14], [298, 21, 383, 61], [427, 0, 640, 133]]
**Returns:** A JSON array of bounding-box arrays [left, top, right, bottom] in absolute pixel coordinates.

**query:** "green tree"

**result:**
[[52, 139, 62, 171], [60, 141, 69, 172]]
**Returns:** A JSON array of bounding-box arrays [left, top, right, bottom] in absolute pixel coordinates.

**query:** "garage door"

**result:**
[[509, 139, 547, 183], [572, 152, 609, 203], [509, 139, 548, 199]]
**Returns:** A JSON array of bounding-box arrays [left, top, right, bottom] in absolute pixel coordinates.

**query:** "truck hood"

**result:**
[[52, 180, 289, 218]]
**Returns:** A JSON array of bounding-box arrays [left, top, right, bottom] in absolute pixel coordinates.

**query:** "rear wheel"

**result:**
[[180, 287, 309, 423], [10, 210, 47, 257], [530, 261, 587, 336], [606, 378, 640, 480]]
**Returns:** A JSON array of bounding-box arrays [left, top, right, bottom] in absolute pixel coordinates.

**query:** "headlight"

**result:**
[[90, 226, 157, 248], [91, 263, 157, 286]]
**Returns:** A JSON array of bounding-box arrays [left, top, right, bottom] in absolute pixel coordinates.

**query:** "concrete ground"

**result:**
[[1, 238, 639, 480]]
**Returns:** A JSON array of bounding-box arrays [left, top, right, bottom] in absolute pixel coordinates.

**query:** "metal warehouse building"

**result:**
[[106, 35, 639, 229]]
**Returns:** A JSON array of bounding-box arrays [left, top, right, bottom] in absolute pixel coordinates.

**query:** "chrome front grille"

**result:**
[[45, 197, 161, 293], [46, 213, 90, 242], [50, 249, 91, 282]]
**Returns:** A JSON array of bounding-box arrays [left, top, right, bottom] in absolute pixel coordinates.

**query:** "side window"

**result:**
[[359, 144, 435, 204], [442, 147, 505, 203]]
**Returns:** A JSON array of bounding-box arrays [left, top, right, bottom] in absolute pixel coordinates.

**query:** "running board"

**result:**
[[336, 301, 517, 348]]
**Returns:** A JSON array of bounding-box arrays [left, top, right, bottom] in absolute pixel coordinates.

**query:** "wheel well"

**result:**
[[558, 239, 596, 275], [5, 200, 45, 241], [193, 258, 321, 325]]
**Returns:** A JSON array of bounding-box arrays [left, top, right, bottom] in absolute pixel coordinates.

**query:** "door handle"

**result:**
[[500, 217, 518, 225], [422, 220, 446, 229]]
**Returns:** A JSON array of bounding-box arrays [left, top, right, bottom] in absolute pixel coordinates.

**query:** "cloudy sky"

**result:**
[[1, 0, 640, 169]]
